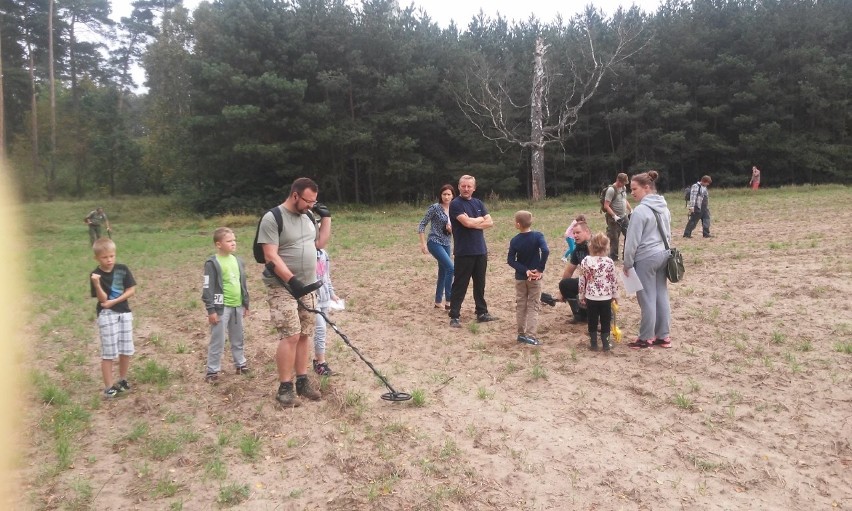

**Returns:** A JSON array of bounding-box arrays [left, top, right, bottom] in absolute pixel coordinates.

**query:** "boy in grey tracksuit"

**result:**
[[202, 227, 250, 382]]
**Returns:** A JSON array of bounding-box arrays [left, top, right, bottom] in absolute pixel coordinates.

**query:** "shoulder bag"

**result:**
[[651, 209, 685, 283]]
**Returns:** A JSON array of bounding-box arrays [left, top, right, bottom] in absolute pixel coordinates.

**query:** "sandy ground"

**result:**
[[21, 188, 852, 510]]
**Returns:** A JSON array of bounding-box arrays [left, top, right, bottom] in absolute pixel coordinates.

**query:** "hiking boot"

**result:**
[[517, 335, 540, 346], [276, 383, 301, 407], [449, 318, 461, 328], [295, 376, 321, 401], [476, 313, 497, 323], [601, 334, 612, 352], [627, 339, 652, 349], [103, 385, 120, 398], [235, 365, 251, 375], [589, 331, 599, 351], [652, 337, 672, 349], [313, 360, 335, 376], [117, 379, 131, 392], [205, 372, 219, 383]]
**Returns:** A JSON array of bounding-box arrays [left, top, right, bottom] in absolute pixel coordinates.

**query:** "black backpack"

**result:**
[[252, 207, 283, 264], [599, 185, 613, 213]]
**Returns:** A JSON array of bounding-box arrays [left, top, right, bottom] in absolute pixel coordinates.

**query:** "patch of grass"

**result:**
[[65, 478, 93, 510], [175, 342, 188, 354], [343, 389, 368, 418], [505, 361, 519, 374], [476, 386, 494, 400], [205, 456, 227, 480], [133, 359, 172, 388], [467, 322, 480, 334], [39, 382, 71, 407], [530, 363, 547, 380], [217, 482, 250, 506], [439, 438, 460, 460], [833, 342, 852, 354], [152, 477, 182, 498], [125, 422, 149, 442], [771, 331, 786, 345], [146, 434, 181, 460], [687, 378, 701, 393], [239, 433, 262, 460], [797, 340, 813, 352], [409, 388, 426, 407], [674, 393, 694, 410]]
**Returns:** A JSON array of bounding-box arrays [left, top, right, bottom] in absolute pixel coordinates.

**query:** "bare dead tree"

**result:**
[[456, 10, 648, 200]]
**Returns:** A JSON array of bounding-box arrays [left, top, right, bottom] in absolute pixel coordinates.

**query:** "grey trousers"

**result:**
[[206, 306, 246, 373], [314, 306, 329, 356], [633, 250, 671, 341]]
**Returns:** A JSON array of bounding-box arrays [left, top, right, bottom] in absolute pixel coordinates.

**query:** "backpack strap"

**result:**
[[650, 209, 670, 250]]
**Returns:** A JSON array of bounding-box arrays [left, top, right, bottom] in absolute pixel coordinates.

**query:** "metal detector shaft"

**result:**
[[264, 263, 410, 401], [297, 300, 403, 395]]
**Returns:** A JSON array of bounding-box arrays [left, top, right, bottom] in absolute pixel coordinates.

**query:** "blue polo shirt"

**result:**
[[449, 196, 488, 256]]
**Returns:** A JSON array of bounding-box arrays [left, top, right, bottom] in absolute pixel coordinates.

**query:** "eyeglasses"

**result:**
[[297, 194, 318, 206]]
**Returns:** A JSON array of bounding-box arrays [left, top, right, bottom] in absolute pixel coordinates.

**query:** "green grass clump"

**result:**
[[217, 483, 250, 506], [133, 359, 173, 388]]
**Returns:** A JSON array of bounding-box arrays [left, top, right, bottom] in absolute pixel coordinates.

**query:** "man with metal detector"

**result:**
[[602, 173, 632, 261], [258, 177, 331, 407]]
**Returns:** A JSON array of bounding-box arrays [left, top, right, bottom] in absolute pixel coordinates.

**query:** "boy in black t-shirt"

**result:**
[[90, 238, 137, 398]]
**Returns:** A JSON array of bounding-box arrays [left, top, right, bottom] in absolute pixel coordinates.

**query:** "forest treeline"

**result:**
[[1, 0, 849, 212]]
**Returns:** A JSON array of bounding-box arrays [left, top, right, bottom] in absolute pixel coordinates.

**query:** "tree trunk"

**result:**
[[48, 0, 57, 200], [27, 41, 40, 182], [529, 37, 546, 200]]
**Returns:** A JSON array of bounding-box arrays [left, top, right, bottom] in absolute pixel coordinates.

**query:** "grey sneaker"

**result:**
[[276, 384, 301, 407], [476, 313, 497, 323], [449, 318, 461, 328], [295, 377, 321, 401], [205, 372, 219, 383]]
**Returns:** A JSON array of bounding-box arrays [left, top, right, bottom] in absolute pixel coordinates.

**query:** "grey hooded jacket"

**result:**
[[623, 194, 671, 270], [202, 254, 250, 314]]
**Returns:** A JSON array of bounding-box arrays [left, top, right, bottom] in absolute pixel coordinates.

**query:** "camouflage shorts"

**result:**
[[267, 286, 316, 339]]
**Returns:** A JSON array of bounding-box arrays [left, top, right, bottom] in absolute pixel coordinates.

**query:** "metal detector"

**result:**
[[265, 264, 412, 402]]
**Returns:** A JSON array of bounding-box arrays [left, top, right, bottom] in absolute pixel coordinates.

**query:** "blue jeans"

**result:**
[[427, 240, 453, 304]]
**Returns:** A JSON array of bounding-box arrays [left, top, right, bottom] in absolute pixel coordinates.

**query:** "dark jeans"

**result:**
[[449, 254, 488, 319], [586, 299, 612, 335], [558, 278, 587, 319], [683, 207, 711, 237]]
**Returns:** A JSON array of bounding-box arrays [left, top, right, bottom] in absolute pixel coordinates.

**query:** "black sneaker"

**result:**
[[117, 379, 131, 392], [540, 293, 557, 307], [235, 365, 251, 375], [517, 335, 540, 346], [449, 318, 461, 328], [476, 313, 497, 323], [104, 385, 119, 398]]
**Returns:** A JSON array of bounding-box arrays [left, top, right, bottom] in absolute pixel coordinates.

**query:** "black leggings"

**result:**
[[586, 299, 612, 335]]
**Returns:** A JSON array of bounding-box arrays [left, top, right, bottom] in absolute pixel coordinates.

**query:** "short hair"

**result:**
[[631, 170, 660, 191], [589, 232, 610, 256], [438, 184, 455, 198], [700, 175, 712, 185], [459, 175, 476, 185], [290, 177, 318, 195], [514, 210, 532, 228], [213, 227, 234, 243], [92, 237, 115, 255], [573, 221, 591, 234], [616, 173, 629, 184]]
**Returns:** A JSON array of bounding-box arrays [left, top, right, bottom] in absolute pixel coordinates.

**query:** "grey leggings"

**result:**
[[633, 250, 671, 341], [314, 306, 329, 356]]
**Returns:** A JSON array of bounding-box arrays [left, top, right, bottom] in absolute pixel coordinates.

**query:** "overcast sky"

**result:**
[[111, 0, 663, 27]]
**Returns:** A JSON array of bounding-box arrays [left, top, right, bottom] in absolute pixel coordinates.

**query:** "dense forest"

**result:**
[[1, 0, 849, 212]]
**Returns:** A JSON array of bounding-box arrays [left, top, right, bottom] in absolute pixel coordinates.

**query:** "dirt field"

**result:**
[[20, 186, 852, 510]]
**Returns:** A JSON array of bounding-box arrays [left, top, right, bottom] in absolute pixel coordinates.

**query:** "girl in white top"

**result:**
[[578, 233, 619, 351]]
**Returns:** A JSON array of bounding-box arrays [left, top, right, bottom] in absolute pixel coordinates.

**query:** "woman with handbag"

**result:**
[[623, 170, 673, 350]]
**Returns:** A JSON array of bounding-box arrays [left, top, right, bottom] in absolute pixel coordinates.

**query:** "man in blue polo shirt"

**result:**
[[448, 175, 497, 328]]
